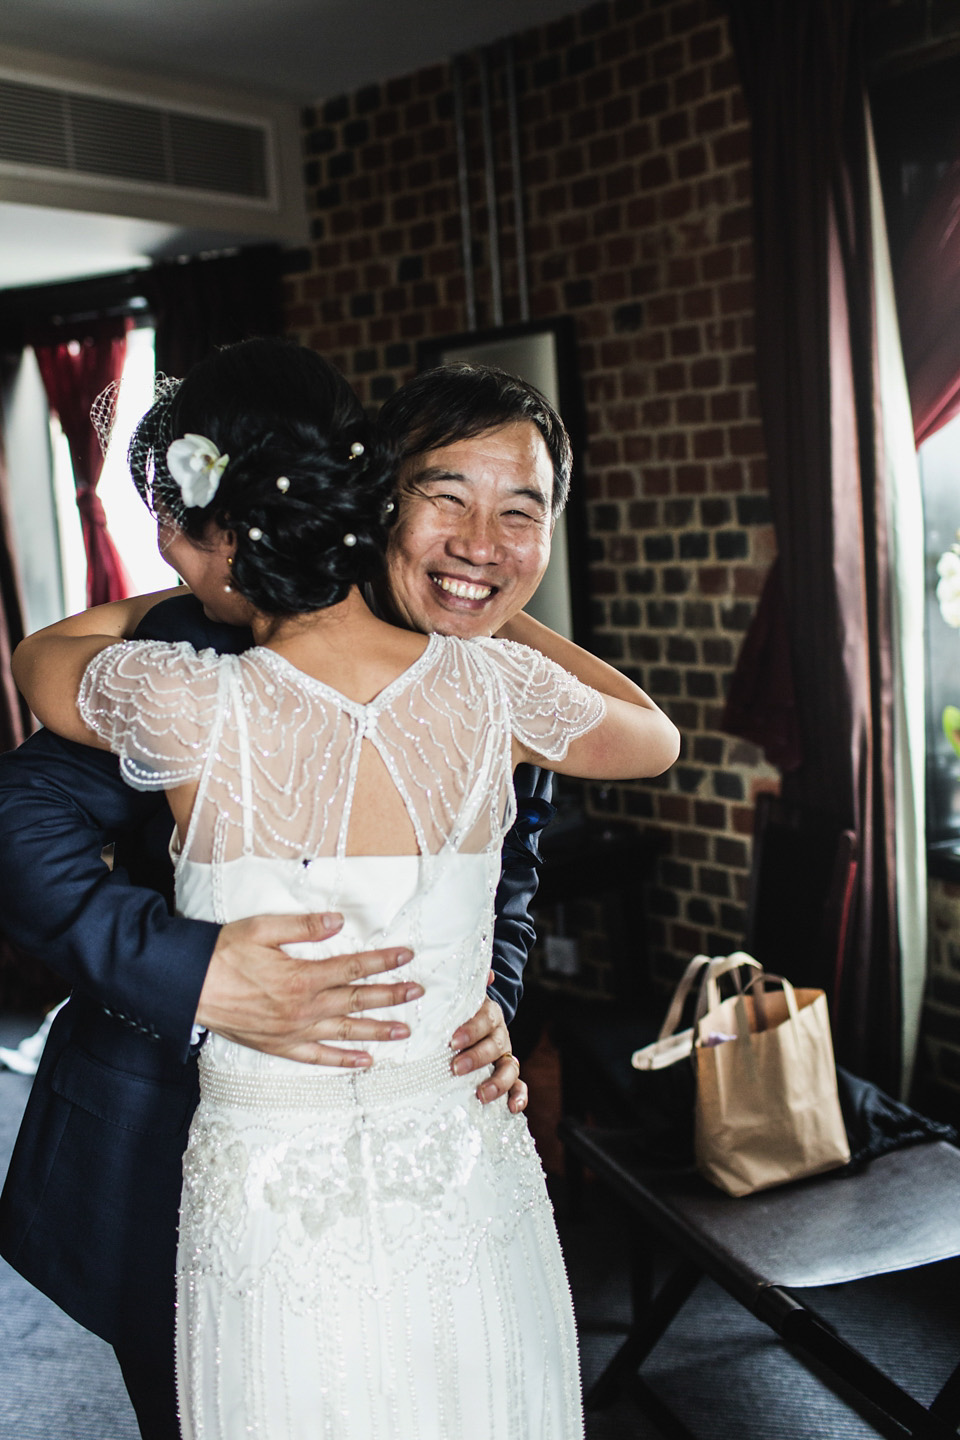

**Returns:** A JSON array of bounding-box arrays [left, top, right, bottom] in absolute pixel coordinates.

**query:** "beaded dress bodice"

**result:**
[[78, 632, 599, 1439]]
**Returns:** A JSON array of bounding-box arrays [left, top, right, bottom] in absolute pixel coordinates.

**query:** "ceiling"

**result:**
[[0, 0, 580, 103], [0, 0, 581, 291]]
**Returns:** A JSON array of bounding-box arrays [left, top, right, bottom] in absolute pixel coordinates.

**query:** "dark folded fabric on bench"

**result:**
[[837, 1067, 957, 1167]]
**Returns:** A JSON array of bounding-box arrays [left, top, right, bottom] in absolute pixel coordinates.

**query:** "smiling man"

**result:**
[[378, 362, 570, 640]]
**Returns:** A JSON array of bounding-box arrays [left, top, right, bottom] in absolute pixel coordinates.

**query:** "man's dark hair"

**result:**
[[378, 362, 572, 517]]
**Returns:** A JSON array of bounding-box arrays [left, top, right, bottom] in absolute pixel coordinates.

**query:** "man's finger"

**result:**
[[506, 1078, 528, 1114], [303, 975, 423, 1014], [450, 995, 507, 1053], [243, 911, 345, 946], [476, 1053, 521, 1104]]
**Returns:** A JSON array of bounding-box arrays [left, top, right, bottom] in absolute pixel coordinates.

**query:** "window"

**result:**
[[48, 324, 178, 615]]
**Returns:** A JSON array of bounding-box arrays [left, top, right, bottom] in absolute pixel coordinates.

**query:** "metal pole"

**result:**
[[478, 48, 503, 328], [451, 56, 477, 333], [505, 38, 529, 323]]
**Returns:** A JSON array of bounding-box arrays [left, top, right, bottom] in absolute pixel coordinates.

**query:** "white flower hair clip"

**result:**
[[166, 433, 229, 509]]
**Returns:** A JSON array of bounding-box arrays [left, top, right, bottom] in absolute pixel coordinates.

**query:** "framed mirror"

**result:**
[[417, 316, 590, 646]]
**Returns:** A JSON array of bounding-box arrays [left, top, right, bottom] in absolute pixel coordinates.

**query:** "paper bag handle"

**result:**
[[657, 952, 762, 1042], [696, 952, 762, 1024], [723, 971, 800, 1043]]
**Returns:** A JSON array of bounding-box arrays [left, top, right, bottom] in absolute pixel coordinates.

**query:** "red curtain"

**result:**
[[897, 159, 960, 446], [724, 0, 901, 1092], [34, 317, 131, 607]]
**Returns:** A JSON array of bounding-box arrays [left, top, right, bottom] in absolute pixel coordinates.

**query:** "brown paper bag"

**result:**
[[694, 974, 850, 1197]]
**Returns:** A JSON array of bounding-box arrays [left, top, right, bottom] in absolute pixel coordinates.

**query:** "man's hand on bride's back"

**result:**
[[196, 912, 423, 1067]]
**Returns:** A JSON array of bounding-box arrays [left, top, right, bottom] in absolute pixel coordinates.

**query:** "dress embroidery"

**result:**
[[80, 633, 596, 1440]]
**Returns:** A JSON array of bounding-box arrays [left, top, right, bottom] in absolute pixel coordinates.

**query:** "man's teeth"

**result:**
[[433, 576, 493, 600]]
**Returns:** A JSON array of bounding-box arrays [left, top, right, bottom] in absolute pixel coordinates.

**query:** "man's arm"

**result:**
[[450, 764, 553, 1112], [0, 727, 217, 1055], [490, 764, 553, 1023]]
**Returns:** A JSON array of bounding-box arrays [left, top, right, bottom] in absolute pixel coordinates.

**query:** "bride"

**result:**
[[13, 338, 679, 1439]]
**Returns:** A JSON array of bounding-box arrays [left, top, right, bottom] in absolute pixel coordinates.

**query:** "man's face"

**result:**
[[384, 421, 555, 638]]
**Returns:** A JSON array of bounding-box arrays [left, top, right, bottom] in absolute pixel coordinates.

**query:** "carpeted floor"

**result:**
[[2, 1008, 958, 1440]]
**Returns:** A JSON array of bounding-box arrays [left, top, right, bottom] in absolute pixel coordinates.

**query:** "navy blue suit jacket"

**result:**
[[0, 595, 553, 1351]]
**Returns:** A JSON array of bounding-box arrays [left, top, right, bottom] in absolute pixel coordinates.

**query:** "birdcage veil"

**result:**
[[91, 372, 186, 522]]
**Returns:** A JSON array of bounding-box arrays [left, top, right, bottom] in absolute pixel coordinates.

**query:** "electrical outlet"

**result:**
[[544, 935, 580, 975]]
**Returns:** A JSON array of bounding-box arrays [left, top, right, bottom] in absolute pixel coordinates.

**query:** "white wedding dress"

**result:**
[[79, 632, 604, 1440]]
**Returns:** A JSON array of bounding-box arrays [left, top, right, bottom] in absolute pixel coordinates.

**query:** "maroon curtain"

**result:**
[[896, 159, 960, 446], [34, 317, 131, 607], [0, 358, 30, 751], [724, 0, 901, 1091]]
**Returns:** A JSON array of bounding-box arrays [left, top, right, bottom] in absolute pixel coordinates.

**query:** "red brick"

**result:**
[[591, 568, 619, 595], [652, 40, 686, 77], [624, 433, 654, 460], [690, 357, 722, 387], [624, 122, 654, 157], [683, 286, 715, 319], [640, 154, 672, 188], [709, 390, 742, 421], [610, 534, 639, 561], [603, 95, 634, 128], [660, 795, 693, 825], [732, 806, 756, 836], [550, 81, 580, 118], [713, 130, 752, 168], [607, 472, 637, 501], [583, 71, 614, 104], [677, 394, 706, 423], [734, 566, 765, 597], [674, 67, 707, 106], [575, 242, 602, 274], [689, 24, 724, 61], [712, 461, 744, 492], [676, 463, 708, 494], [657, 432, 688, 460], [729, 423, 765, 456], [594, 205, 624, 238], [598, 271, 628, 302], [641, 467, 672, 496], [699, 566, 730, 593], [642, 397, 671, 426], [656, 362, 687, 392], [693, 428, 724, 458], [695, 98, 727, 134], [710, 57, 740, 90], [606, 166, 636, 201], [671, 326, 702, 357], [728, 352, 755, 385], [694, 801, 726, 830], [659, 111, 690, 146], [661, 183, 694, 219]]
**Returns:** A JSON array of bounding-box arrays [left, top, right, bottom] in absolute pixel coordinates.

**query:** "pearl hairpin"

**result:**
[[248, 527, 263, 541], [342, 533, 357, 547], [276, 476, 290, 493]]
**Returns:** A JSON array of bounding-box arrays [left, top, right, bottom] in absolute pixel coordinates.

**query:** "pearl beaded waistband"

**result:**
[[198, 1047, 469, 1112]]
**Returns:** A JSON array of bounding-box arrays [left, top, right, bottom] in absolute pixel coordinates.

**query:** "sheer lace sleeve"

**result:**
[[476, 638, 606, 763], [77, 639, 225, 791]]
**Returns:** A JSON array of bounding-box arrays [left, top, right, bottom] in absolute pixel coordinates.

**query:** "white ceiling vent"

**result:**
[[0, 74, 272, 205], [0, 49, 307, 246]]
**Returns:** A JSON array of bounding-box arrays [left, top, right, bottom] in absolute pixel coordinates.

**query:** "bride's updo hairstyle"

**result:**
[[128, 338, 396, 616]]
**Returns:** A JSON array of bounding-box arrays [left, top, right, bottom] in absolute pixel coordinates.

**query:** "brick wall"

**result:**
[[283, 0, 779, 994]]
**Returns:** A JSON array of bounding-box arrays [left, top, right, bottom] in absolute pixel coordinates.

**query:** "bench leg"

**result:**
[[586, 1258, 701, 1409]]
